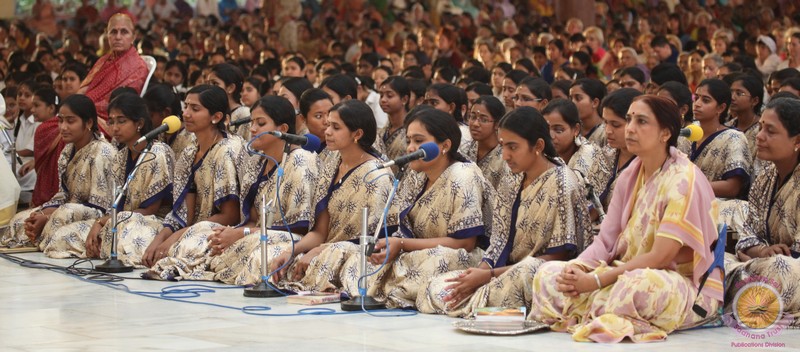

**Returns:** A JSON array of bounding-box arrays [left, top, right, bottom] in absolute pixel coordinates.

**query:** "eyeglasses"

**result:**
[[511, 95, 544, 103], [468, 114, 495, 124], [732, 90, 750, 98]]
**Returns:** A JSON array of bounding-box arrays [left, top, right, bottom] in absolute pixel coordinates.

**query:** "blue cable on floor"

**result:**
[[1, 250, 418, 317]]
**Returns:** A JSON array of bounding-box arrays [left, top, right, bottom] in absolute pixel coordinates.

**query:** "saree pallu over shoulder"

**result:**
[[679, 128, 752, 190], [261, 152, 394, 292], [42, 139, 116, 211], [724, 163, 800, 328], [392, 162, 494, 245], [679, 129, 752, 235], [161, 129, 196, 158], [34, 140, 116, 257], [209, 151, 320, 285], [483, 164, 590, 268], [529, 148, 723, 343], [340, 162, 493, 308], [163, 135, 246, 231], [569, 136, 602, 182], [96, 142, 175, 265], [112, 142, 175, 213], [378, 125, 407, 163], [314, 151, 394, 243], [421, 164, 591, 317], [457, 140, 508, 191], [737, 162, 800, 253], [586, 123, 607, 147], [81, 46, 149, 130], [575, 147, 723, 302], [238, 149, 319, 232], [586, 146, 630, 211]]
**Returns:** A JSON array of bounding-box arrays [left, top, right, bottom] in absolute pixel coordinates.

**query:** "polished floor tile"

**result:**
[[1, 252, 798, 351]]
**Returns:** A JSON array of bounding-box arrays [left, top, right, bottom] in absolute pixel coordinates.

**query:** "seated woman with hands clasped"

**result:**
[[529, 95, 723, 343], [339, 107, 495, 309], [419, 106, 591, 317]]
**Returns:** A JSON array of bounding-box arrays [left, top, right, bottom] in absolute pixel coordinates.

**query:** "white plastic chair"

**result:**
[[140, 55, 156, 97]]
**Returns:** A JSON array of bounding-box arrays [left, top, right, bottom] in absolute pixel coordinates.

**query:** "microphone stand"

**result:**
[[244, 142, 291, 297], [1, 128, 21, 176], [341, 207, 386, 311], [96, 142, 152, 273]]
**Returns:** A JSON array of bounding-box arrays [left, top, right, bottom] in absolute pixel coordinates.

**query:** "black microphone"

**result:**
[[230, 117, 251, 127], [379, 142, 439, 169], [134, 115, 181, 146]]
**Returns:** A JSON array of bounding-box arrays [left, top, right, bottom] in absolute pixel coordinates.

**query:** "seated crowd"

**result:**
[[1, 0, 799, 343]]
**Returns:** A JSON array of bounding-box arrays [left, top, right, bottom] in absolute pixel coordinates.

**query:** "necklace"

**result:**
[[337, 152, 367, 183]]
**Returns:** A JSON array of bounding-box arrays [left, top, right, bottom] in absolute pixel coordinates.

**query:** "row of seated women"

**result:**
[[1, 78, 798, 342]]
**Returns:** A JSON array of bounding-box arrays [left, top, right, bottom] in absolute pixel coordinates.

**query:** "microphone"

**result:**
[[266, 131, 322, 152], [380, 142, 439, 169], [230, 117, 251, 127], [134, 115, 182, 146], [680, 124, 703, 142]]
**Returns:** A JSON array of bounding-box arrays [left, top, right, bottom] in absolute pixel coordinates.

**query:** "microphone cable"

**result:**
[[246, 133, 296, 295], [0, 253, 417, 317], [357, 171, 417, 317]]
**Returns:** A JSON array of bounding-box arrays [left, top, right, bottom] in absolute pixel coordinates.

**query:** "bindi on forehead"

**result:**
[[108, 14, 135, 31]]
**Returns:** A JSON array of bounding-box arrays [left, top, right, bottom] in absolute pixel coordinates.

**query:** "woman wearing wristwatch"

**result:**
[[210, 95, 319, 284]]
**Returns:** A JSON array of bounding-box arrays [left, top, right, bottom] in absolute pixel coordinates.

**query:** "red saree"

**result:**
[[31, 118, 65, 207], [81, 46, 149, 138]]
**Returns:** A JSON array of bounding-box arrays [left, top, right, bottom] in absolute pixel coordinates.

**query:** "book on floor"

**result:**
[[286, 292, 341, 305]]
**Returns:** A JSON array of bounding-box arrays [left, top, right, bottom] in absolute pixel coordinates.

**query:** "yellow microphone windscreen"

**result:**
[[163, 115, 182, 134]]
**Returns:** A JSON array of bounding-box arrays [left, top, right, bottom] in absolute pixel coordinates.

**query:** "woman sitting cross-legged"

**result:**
[[208, 95, 319, 284], [529, 95, 724, 343], [1, 94, 115, 251], [337, 107, 495, 309], [265, 100, 393, 292], [87, 93, 175, 263], [419, 106, 591, 317], [141, 85, 246, 273], [725, 97, 800, 328]]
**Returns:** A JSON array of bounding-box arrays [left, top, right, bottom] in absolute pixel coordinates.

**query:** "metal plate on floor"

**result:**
[[453, 320, 549, 335]]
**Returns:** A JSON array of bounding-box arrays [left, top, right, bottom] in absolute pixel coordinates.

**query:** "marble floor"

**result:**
[[1, 252, 798, 352]]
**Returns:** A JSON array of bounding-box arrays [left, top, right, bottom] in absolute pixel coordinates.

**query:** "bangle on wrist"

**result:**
[[489, 267, 496, 278], [243, 227, 251, 236], [593, 273, 603, 289], [399, 239, 405, 253]]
